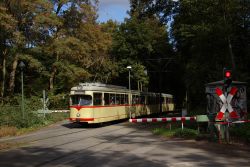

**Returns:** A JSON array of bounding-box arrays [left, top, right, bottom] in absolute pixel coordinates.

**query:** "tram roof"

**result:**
[[71, 82, 129, 92], [70, 82, 173, 97]]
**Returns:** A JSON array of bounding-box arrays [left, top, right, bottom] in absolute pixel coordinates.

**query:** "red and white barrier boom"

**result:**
[[129, 117, 196, 123]]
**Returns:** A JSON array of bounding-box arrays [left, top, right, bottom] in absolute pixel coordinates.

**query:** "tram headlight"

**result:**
[[76, 113, 80, 117]]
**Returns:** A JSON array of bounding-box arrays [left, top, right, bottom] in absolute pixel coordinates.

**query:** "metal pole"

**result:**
[[21, 70, 24, 119], [43, 90, 46, 118], [159, 70, 162, 113], [129, 70, 131, 91], [129, 70, 131, 119]]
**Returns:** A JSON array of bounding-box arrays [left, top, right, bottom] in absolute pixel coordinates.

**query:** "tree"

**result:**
[[171, 0, 250, 109], [1, 0, 113, 99], [111, 9, 174, 90], [41, 0, 113, 92], [0, 1, 24, 98]]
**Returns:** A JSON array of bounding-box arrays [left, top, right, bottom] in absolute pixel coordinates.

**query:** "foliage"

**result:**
[[0, 0, 250, 141], [48, 93, 69, 109], [111, 11, 174, 90], [0, 0, 114, 99], [230, 123, 250, 143], [171, 0, 250, 108], [0, 95, 68, 129]]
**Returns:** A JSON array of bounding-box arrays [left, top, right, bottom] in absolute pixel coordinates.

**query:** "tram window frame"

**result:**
[[104, 93, 110, 105], [93, 93, 102, 106]]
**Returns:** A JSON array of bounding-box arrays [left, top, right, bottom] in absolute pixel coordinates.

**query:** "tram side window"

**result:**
[[120, 94, 125, 104], [161, 97, 164, 104], [124, 94, 128, 104], [104, 93, 110, 105], [93, 93, 102, 106], [132, 95, 136, 104], [148, 96, 152, 105], [149, 96, 156, 105], [141, 96, 145, 104], [132, 95, 139, 104], [116, 94, 120, 104], [166, 98, 169, 104], [70, 95, 92, 106], [110, 94, 116, 105], [157, 95, 160, 104]]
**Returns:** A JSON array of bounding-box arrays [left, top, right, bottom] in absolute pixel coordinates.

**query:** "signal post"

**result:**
[[206, 68, 247, 143]]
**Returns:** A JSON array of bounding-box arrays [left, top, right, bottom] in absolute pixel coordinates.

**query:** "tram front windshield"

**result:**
[[70, 95, 92, 106]]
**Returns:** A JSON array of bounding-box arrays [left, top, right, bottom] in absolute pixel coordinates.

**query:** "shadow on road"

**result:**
[[62, 119, 128, 129], [0, 145, 168, 167]]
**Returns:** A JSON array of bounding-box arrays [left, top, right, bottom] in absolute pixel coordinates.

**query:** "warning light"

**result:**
[[225, 71, 231, 78], [223, 69, 232, 88]]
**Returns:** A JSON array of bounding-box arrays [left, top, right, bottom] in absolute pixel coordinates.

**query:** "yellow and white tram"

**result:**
[[69, 83, 174, 124]]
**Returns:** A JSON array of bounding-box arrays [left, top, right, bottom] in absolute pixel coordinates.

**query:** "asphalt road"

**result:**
[[0, 120, 249, 167]]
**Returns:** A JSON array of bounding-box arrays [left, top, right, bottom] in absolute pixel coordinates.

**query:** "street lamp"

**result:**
[[127, 65, 132, 118], [19, 61, 25, 119]]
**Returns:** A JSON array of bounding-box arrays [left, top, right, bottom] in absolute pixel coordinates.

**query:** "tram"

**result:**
[[69, 83, 174, 124]]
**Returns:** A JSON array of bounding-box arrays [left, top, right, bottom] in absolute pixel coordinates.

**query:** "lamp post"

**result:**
[[127, 65, 132, 118], [19, 61, 25, 119]]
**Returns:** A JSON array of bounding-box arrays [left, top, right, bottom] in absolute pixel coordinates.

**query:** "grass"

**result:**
[[0, 112, 68, 150], [0, 113, 68, 138], [0, 126, 18, 137], [153, 127, 199, 139]]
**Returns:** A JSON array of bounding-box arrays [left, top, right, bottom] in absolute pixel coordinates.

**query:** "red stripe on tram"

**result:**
[[69, 118, 94, 121]]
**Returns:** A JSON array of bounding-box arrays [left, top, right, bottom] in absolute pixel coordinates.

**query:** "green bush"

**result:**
[[0, 95, 68, 129], [173, 128, 198, 138], [48, 93, 69, 109]]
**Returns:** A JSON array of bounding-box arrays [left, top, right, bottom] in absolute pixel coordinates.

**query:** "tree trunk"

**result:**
[[1, 49, 7, 103], [8, 55, 19, 95], [228, 36, 236, 71], [49, 66, 57, 90]]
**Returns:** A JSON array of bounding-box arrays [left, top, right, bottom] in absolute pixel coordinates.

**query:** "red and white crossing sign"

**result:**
[[215, 87, 239, 120]]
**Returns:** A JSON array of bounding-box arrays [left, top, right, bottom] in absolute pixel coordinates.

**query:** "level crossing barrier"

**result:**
[[129, 116, 250, 132], [129, 117, 196, 123]]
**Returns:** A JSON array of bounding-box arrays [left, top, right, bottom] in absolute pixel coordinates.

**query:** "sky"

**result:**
[[97, 0, 130, 23]]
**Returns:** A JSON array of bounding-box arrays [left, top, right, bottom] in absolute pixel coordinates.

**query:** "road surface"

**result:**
[[0, 120, 249, 167]]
